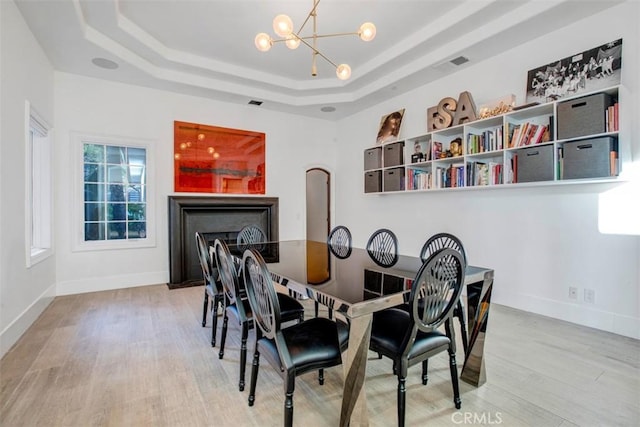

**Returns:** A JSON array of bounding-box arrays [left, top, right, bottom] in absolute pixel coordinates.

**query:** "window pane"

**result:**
[[106, 146, 125, 164], [84, 164, 104, 182], [84, 183, 104, 202], [107, 184, 125, 202], [107, 203, 127, 221], [85, 222, 105, 241], [127, 185, 144, 202], [127, 147, 146, 164], [107, 222, 126, 240], [84, 144, 104, 163], [128, 165, 145, 184], [127, 203, 145, 220], [128, 221, 146, 239], [85, 202, 105, 221], [107, 165, 127, 183]]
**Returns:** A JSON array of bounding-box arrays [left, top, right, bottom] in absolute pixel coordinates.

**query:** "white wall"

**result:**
[[53, 74, 337, 295], [335, 2, 640, 338], [0, 0, 57, 356]]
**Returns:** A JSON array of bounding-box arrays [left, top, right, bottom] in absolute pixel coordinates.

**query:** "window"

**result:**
[[25, 101, 53, 267], [74, 133, 154, 251]]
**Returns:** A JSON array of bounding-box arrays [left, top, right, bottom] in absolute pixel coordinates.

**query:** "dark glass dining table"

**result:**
[[228, 239, 494, 427]]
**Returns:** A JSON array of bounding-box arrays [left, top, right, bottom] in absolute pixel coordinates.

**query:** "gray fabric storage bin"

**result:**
[[383, 167, 405, 191], [557, 93, 612, 140], [562, 137, 616, 179], [364, 147, 382, 170], [516, 145, 554, 183], [383, 142, 404, 167], [364, 170, 382, 193]]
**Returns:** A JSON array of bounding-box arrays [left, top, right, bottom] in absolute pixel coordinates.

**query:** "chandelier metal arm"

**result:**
[[298, 36, 337, 68], [296, 0, 321, 35]]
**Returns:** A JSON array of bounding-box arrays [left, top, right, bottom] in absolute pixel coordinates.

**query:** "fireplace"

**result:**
[[168, 196, 279, 288]]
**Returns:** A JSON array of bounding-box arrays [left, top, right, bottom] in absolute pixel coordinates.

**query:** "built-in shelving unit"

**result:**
[[364, 86, 624, 194]]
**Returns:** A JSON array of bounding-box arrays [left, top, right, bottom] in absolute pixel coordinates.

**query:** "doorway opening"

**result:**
[[305, 168, 330, 284]]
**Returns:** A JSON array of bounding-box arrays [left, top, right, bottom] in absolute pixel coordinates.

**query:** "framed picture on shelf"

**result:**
[[410, 140, 430, 163], [376, 109, 405, 144], [525, 38, 622, 103]]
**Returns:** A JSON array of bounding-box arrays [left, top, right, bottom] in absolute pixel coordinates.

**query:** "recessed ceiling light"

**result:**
[[92, 57, 119, 70], [320, 106, 336, 112]]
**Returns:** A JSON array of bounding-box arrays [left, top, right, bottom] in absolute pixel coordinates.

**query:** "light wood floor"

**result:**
[[1, 284, 638, 426]]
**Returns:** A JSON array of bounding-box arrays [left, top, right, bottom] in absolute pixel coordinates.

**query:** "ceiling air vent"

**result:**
[[450, 56, 469, 66], [248, 100, 263, 106]]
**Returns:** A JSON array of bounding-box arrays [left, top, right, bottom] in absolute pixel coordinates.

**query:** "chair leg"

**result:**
[[211, 295, 221, 347], [422, 359, 429, 385], [248, 350, 260, 407], [284, 375, 295, 427], [456, 300, 469, 356], [219, 311, 229, 359], [328, 308, 333, 320], [397, 376, 406, 427], [314, 301, 319, 318], [448, 346, 462, 409], [318, 369, 324, 385], [202, 291, 209, 327], [239, 322, 249, 391]]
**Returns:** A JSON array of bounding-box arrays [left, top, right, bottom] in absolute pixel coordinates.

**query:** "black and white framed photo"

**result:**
[[525, 38, 622, 104]]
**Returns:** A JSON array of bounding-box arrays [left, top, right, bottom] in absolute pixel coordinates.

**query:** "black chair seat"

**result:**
[[228, 293, 303, 323], [372, 309, 450, 356], [258, 317, 342, 373], [277, 293, 305, 322]]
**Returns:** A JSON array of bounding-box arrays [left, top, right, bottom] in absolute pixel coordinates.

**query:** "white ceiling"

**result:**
[[15, 0, 625, 119]]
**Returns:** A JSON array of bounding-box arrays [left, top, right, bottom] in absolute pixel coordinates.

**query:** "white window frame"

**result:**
[[72, 132, 156, 252], [25, 101, 53, 267]]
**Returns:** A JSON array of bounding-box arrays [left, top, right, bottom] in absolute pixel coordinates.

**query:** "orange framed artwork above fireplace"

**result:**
[[173, 121, 265, 194]]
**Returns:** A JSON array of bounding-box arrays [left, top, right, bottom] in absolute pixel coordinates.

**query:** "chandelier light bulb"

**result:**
[[359, 22, 376, 42], [273, 14, 293, 37], [255, 33, 272, 52], [336, 64, 352, 80], [285, 34, 300, 50]]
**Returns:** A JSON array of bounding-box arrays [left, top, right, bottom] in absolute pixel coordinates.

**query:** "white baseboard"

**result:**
[[498, 292, 640, 339], [56, 271, 169, 295], [0, 283, 56, 358]]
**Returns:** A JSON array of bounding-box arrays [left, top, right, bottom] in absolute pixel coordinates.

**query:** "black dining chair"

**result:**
[[420, 232, 468, 355], [213, 239, 305, 392], [237, 224, 266, 251], [242, 248, 344, 427], [366, 228, 399, 267], [369, 248, 465, 426], [195, 231, 224, 347]]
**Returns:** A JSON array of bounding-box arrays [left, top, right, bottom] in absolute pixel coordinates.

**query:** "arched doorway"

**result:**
[[306, 168, 330, 284]]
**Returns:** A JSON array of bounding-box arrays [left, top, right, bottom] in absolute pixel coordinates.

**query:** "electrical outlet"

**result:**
[[584, 288, 595, 304], [569, 287, 578, 300]]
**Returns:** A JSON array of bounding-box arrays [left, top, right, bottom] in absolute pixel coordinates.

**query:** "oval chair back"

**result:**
[[237, 224, 267, 251], [366, 228, 398, 267], [242, 248, 281, 341], [196, 231, 217, 287], [420, 233, 467, 264], [327, 225, 352, 259], [408, 248, 465, 334], [213, 239, 247, 320]]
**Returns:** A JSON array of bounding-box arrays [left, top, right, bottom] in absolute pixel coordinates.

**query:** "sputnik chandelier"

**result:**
[[254, 0, 376, 80]]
